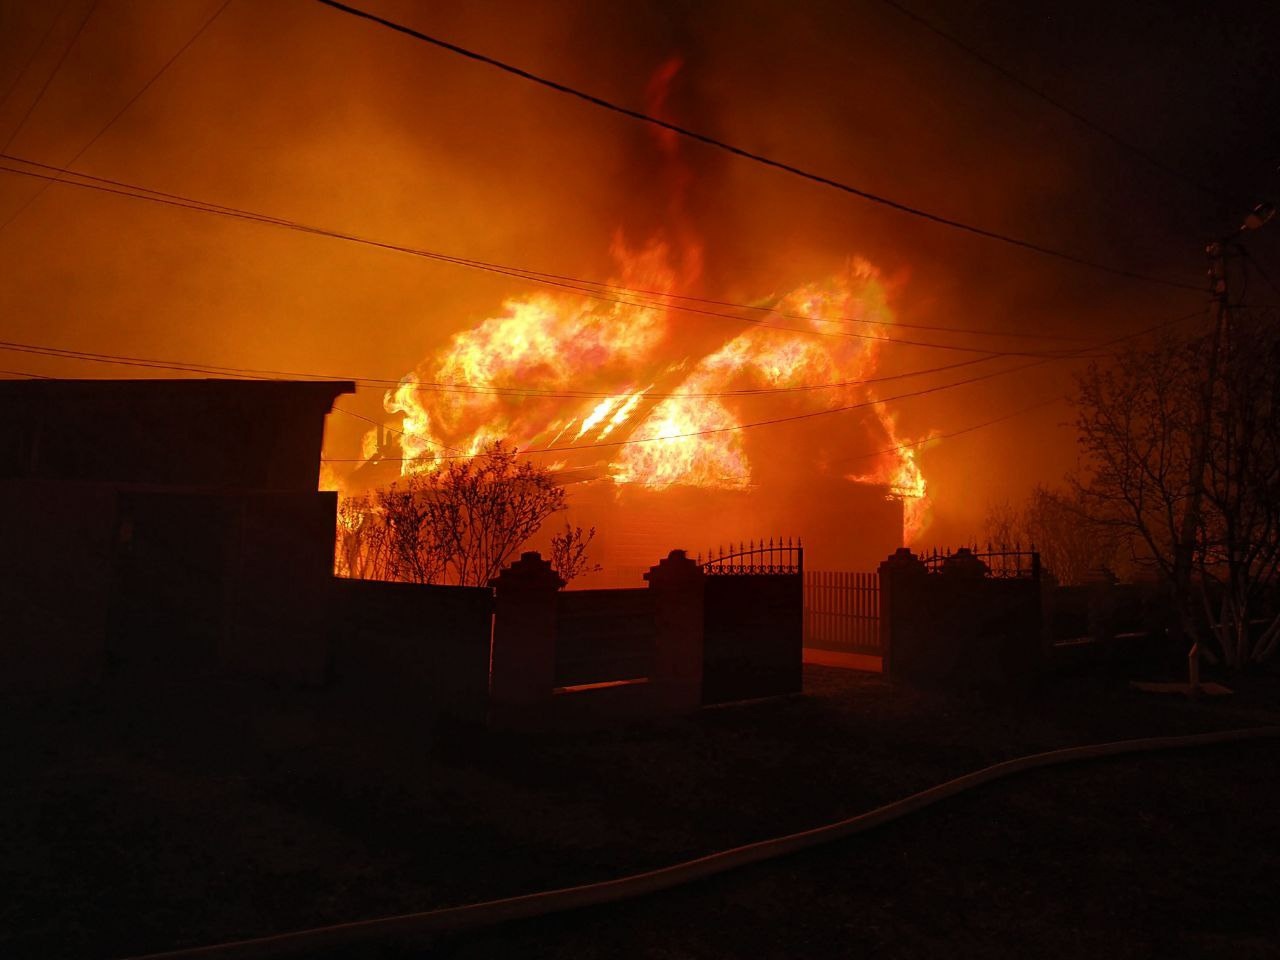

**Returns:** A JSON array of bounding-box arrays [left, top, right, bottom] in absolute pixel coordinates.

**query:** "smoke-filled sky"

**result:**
[[1, 0, 1277, 541]]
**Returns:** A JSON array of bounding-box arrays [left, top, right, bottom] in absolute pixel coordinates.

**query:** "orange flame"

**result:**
[[371, 239, 931, 538], [850, 401, 932, 543]]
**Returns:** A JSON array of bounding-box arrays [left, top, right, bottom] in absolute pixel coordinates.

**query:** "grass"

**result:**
[[2, 665, 1278, 959]]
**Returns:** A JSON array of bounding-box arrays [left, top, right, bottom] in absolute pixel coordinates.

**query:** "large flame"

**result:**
[[372, 240, 931, 541]]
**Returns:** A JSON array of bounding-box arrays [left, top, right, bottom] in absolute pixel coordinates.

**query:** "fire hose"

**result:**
[[122, 724, 1280, 959]]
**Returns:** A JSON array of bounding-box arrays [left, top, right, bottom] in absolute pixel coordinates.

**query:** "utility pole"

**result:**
[[1177, 202, 1275, 695]]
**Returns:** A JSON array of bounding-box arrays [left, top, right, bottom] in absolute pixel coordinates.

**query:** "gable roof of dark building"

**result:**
[[0, 379, 354, 492]]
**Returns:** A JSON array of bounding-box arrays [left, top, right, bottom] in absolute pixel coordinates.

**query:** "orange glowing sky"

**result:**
[[1, 0, 1277, 543]]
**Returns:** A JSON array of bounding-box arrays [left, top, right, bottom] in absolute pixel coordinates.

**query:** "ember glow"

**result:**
[[358, 239, 932, 541]]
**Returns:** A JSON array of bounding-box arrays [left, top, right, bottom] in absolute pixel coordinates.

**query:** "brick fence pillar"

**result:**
[[878, 547, 929, 680], [645, 549, 705, 711], [489, 551, 564, 715]]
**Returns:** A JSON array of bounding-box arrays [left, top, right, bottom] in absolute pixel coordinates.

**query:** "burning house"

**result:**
[[334, 243, 926, 580]]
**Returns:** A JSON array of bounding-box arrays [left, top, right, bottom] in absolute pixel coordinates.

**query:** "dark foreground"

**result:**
[[4, 667, 1279, 959]]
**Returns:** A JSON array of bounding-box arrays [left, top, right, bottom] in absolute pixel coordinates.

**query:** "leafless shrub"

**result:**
[[549, 523, 602, 587], [336, 440, 566, 587]]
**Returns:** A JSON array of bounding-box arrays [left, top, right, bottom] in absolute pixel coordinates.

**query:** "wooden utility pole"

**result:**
[[1176, 202, 1275, 692], [1173, 241, 1228, 694]]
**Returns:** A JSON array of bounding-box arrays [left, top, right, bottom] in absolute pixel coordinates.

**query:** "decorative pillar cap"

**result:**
[[940, 547, 989, 578], [490, 551, 565, 591], [645, 549, 705, 583], [878, 547, 927, 575]]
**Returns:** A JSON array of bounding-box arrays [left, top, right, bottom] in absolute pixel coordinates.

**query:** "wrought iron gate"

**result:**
[[699, 539, 803, 704]]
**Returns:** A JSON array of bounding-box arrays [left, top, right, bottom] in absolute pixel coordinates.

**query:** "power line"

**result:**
[[0, 0, 75, 113], [368, 252, 1093, 343], [0, 156, 1142, 359], [699, 396, 1065, 485], [322, 359, 1049, 461], [9, 299, 1196, 403], [826, 397, 1063, 466], [332, 404, 460, 453], [875, 0, 1230, 204], [311, 0, 1201, 293], [0, 337, 1009, 399], [0, 0, 233, 235], [0, 309, 1197, 469], [0, 0, 100, 154], [321, 309, 1203, 462]]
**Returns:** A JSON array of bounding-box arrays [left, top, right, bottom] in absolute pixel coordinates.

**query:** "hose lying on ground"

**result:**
[[123, 724, 1280, 960]]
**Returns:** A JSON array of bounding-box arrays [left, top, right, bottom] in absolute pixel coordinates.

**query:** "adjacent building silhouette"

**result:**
[[0, 378, 354, 690]]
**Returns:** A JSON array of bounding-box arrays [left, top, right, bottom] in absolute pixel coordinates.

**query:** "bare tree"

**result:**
[[1072, 317, 1280, 666], [981, 497, 1026, 550], [335, 493, 396, 580], [982, 486, 1119, 585], [336, 442, 567, 587], [1025, 485, 1121, 585], [375, 482, 449, 585], [549, 523, 602, 587]]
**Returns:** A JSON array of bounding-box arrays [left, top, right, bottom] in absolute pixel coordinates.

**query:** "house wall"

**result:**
[[0, 480, 116, 691], [0, 481, 344, 691], [0, 379, 353, 693]]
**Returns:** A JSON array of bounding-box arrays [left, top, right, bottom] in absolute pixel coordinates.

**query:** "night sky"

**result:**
[[1, 0, 1277, 541]]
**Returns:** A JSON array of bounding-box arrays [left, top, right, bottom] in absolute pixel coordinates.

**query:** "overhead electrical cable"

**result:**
[[681, 396, 1065, 486], [324, 361, 1089, 461], [4, 302, 1201, 401], [1, 310, 1198, 469], [0, 0, 75, 113], [0, 0, 234, 235], [0, 337, 1008, 399], [411, 261, 1093, 342], [0, 155, 1094, 355], [311, 0, 1201, 293], [875, 0, 1231, 205], [320, 309, 1204, 463], [826, 397, 1063, 466], [332, 404, 460, 453], [0, 156, 1145, 359], [0, 0, 101, 154]]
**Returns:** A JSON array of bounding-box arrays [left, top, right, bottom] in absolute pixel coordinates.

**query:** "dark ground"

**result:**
[[3, 666, 1279, 959]]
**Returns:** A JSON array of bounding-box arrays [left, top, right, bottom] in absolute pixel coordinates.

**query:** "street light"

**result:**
[[1241, 201, 1276, 233]]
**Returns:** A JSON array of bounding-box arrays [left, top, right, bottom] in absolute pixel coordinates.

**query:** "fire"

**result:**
[[851, 401, 932, 542], [370, 240, 932, 539], [387, 235, 677, 467]]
